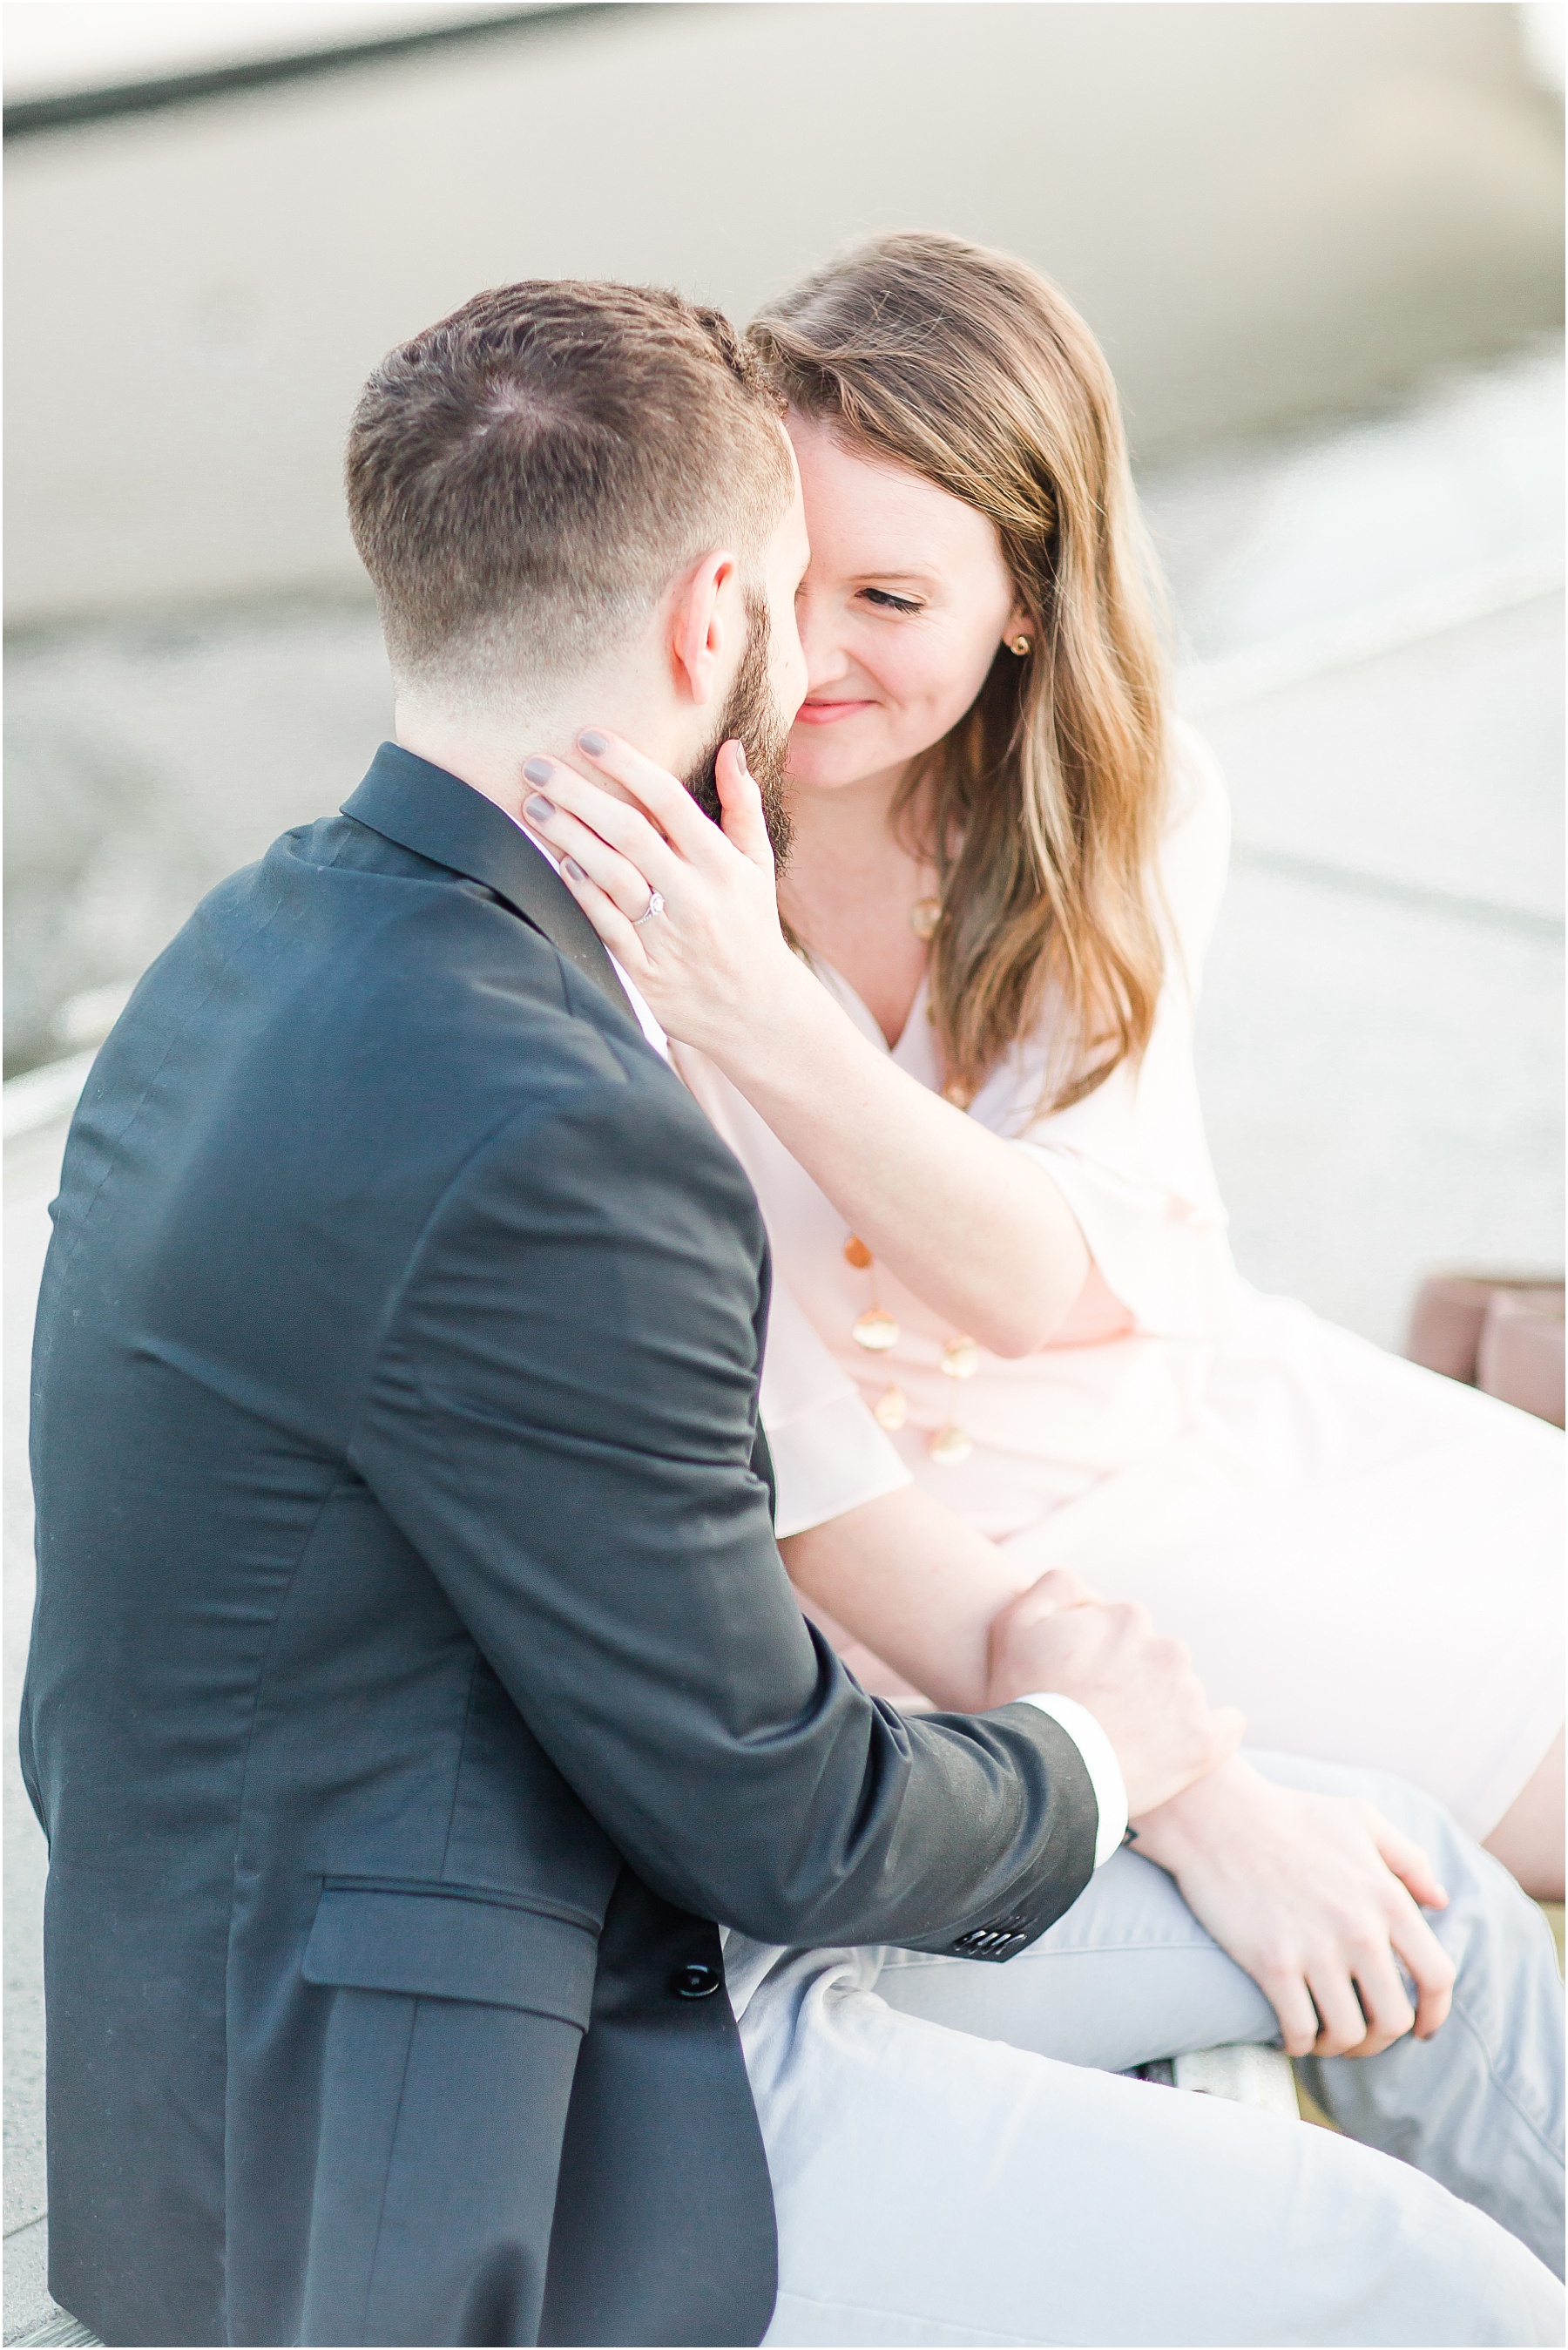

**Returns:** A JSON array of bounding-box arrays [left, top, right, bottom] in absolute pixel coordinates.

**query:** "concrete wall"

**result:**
[[6, 0, 1563, 627]]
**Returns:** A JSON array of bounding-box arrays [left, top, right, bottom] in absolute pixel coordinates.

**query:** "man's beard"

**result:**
[[682, 594, 794, 869]]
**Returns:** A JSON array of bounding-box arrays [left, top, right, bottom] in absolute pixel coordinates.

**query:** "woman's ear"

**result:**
[[669, 549, 739, 708]]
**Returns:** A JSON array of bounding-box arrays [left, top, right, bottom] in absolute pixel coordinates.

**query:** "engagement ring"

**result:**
[[633, 890, 666, 926]]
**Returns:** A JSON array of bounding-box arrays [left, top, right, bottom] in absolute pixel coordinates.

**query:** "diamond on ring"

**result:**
[[633, 890, 666, 927]]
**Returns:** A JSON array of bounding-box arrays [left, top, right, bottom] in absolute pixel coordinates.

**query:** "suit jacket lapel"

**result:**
[[343, 742, 636, 1023]]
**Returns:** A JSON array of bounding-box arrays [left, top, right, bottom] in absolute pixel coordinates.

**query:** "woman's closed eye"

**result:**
[[860, 586, 925, 616]]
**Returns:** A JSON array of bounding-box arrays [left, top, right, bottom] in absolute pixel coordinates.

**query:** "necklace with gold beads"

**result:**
[[842, 886, 977, 1464], [846, 887, 977, 1465], [843, 1233, 980, 1466]]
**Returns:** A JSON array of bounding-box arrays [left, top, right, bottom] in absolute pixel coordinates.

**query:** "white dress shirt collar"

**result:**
[[509, 816, 670, 1062]]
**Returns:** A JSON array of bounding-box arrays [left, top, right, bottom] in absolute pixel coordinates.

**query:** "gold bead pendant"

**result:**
[[872, 1385, 909, 1432], [909, 896, 942, 944], [852, 1308, 901, 1352], [929, 1333, 980, 1464]]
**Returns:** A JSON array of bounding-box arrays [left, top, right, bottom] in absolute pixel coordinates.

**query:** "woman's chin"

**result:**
[[786, 730, 890, 795]]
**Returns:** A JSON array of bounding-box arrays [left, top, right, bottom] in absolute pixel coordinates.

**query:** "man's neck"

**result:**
[[393, 685, 688, 823]]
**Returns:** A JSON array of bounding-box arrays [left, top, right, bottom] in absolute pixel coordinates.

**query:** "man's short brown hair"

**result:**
[[346, 280, 792, 700]]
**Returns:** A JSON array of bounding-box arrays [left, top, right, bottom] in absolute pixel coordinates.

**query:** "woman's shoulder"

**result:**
[[1163, 716, 1232, 851], [1156, 716, 1233, 988]]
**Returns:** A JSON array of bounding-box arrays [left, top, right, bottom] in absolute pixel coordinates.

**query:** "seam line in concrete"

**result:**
[[1179, 549, 1564, 717], [1228, 844, 1565, 940]]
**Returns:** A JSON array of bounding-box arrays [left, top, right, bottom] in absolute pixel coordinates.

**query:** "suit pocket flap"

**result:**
[[302, 1885, 597, 2028]]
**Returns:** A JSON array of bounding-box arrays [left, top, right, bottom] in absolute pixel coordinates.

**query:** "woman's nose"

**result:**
[[795, 591, 852, 689]]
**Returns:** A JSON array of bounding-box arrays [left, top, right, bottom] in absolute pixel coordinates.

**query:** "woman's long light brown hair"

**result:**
[[750, 232, 1170, 1111]]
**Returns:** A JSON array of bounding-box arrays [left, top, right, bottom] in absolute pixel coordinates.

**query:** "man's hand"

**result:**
[[1132, 1757, 1456, 2057], [986, 1570, 1243, 1818]]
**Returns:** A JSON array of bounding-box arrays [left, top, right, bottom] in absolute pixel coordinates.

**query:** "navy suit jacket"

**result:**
[[22, 744, 1098, 2347]]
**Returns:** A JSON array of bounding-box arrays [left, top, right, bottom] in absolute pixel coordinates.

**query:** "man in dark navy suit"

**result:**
[[21, 281, 1236, 2349]]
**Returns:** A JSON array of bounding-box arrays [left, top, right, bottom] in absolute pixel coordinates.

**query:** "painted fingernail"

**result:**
[[562, 856, 586, 883], [524, 793, 557, 824], [523, 757, 554, 786], [577, 729, 607, 755]]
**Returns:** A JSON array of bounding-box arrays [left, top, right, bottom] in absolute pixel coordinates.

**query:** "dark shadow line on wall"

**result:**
[[3, 3, 645, 140]]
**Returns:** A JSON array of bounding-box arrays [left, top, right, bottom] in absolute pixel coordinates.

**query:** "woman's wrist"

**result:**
[[1129, 1753, 1263, 1872], [700, 946, 852, 1094]]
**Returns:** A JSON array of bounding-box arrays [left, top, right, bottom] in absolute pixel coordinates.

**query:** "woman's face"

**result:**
[[786, 412, 1029, 798]]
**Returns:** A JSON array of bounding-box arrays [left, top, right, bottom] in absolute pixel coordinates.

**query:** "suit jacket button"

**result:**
[[669, 1960, 721, 2000]]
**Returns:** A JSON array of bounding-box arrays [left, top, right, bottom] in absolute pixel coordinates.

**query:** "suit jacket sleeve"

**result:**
[[351, 1066, 1096, 1954]]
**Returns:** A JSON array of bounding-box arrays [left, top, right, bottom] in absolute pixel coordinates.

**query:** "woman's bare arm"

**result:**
[[780, 1485, 1027, 1710], [693, 958, 1091, 1354], [513, 741, 1091, 1357], [792, 1493, 1456, 2061]]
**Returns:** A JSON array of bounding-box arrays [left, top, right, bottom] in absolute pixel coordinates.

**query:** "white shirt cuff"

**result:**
[[1017, 1692, 1129, 1868]]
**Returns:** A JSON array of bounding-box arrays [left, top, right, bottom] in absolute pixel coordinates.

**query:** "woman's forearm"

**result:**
[[780, 1485, 1025, 1710], [510, 750, 1089, 1350], [716, 961, 1090, 1355]]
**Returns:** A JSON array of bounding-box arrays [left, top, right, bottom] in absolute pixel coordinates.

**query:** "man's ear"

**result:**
[[668, 548, 739, 709]]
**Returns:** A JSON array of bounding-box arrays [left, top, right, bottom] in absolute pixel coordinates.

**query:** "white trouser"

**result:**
[[728, 1753, 1564, 2348]]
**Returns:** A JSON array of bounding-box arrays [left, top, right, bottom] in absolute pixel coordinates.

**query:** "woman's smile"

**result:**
[[794, 696, 879, 726]]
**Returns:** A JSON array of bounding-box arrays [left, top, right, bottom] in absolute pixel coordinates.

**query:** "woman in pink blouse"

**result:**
[[519, 232, 1562, 1900]]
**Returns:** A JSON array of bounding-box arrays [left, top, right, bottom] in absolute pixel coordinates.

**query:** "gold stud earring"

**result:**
[[1009, 634, 1031, 657]]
